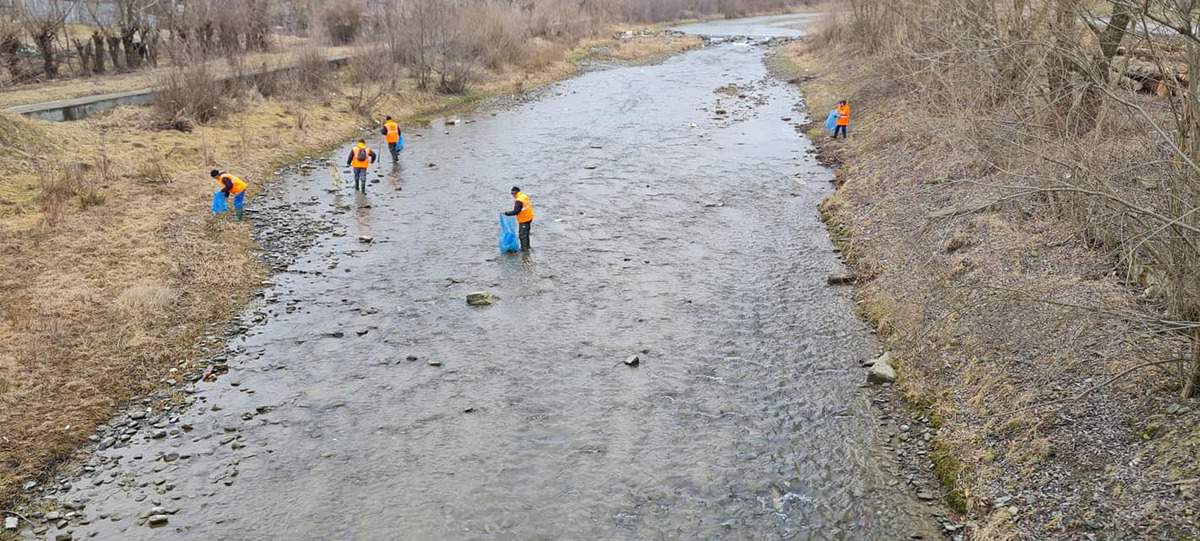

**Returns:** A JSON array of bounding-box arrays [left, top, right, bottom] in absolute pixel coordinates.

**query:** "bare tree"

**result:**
[[18, 0, 73, 78]]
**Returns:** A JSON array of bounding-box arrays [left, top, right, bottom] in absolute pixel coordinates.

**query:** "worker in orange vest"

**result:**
[[380, 116, 403, 162], [211, 169, 248, 220], [503, 186, 535, 251], [346, 139, 377, 192], [834, 100, 850, 139]]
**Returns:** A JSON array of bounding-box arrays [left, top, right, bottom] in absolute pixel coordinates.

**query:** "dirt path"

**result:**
[[15, 17, 947, 541]]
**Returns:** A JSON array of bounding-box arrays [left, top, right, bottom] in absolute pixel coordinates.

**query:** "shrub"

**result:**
[[155, 61, 226, 125], [323, 3, 364, 45], [294, 46, 332, 96]]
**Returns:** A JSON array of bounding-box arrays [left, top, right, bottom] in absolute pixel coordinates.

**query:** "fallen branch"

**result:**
[[996, 358, 1186, 418]]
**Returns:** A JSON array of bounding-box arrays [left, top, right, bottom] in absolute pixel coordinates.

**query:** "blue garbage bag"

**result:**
[[397, 134, 405, 152], [211, 190, 229, 215], [824, 109, 839, 133], [499, 214, 520, 253]]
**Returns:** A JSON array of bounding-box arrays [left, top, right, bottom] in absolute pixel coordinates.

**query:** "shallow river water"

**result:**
[[27, 16, 943, 541]]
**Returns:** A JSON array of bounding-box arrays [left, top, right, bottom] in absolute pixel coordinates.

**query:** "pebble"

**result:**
[[54, 533, 72, 541], [147, 514, 169, 527], [427, 359, 442, 367], [624, 355, 640, 366]]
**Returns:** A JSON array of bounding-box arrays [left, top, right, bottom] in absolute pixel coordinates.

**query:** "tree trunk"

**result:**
[[1070, 4, 1133, 134], [1, 35, 27, 81], [92, 32, 106, 74], [1046, 0, 1076, 121], [35, 31, 57, 78], [107, 36, 123, 71], [74, 41, 93, 76], [122, 32, 140, 70], [1184, 328, 1200, 399]]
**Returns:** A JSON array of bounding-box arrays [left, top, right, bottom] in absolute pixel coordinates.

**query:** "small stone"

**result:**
[[466, 292, 499, 306], [427, 359, 442, 367], [624, 355, 640, 367], [163, 452, 179, 462], [151, 430, 167, 439], [22, 480, 37, 491], [358, 236, 374, 244], [54, 533, 72, 541], [405, 355, 418, 362], [45, 512, 62, 521], [98, 437, 115, 450], [147, 514, 169, 527], [131, 411, 147, 420], [826, 273, 857, 285], [916, 491, 936, 501]]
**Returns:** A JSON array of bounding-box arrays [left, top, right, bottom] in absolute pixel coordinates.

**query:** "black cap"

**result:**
[[385, 115, 392, 120], [210, 169, 220, 177], [511, 186, 520, 193]]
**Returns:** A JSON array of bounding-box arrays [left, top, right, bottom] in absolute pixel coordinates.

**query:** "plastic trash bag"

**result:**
[[499, 214, 520, 253], [211, 190, 229, 215], [825, 109, 839, 133], [397, 134, 405, 152]]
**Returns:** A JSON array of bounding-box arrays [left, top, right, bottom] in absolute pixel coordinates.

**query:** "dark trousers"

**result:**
[[387, 142, 400, 161], [518, 220, 532, 251], [353, 168, 367, 191], [833, 125, 848, 138]]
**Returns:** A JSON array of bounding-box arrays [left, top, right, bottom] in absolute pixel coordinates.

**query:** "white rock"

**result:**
[[867, 352, 897, 384]]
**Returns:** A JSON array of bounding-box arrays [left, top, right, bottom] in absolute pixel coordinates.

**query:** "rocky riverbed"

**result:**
[[8, 15, 961, 541]]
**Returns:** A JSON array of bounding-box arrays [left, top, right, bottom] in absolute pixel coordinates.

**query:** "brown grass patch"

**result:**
[[788, 31, 1200, 540]]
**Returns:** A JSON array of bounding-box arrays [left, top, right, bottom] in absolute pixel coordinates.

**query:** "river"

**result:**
[[22, 14, 944, 541]]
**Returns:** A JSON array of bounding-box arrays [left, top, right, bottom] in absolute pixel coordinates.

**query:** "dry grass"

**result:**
[[0, 45, 355, 110], [788, 34, 1200, 539], [0, 29, 694, 508], [607, 33, 703, 61]]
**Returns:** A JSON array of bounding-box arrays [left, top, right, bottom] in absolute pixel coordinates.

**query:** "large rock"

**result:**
[[866, 352, 897, 384], [466, 292, 499, 306]]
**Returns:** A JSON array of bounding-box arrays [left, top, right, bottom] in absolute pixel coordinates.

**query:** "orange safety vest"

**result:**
[[219, 173, 247, 195], [384, 121, 400, 144], [351, 144, 372, 169], [836, 104, 850, 126], [514, 191, 534, 223]]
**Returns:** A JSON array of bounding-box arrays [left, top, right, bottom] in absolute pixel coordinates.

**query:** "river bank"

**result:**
[[775, 34, 1200, 541], [0, 27, 700, 517]]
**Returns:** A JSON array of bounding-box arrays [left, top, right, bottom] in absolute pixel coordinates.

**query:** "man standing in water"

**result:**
[[346, 139, 377, 192], [504, 186, 534, 251], [381, 116, 403, 162]]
